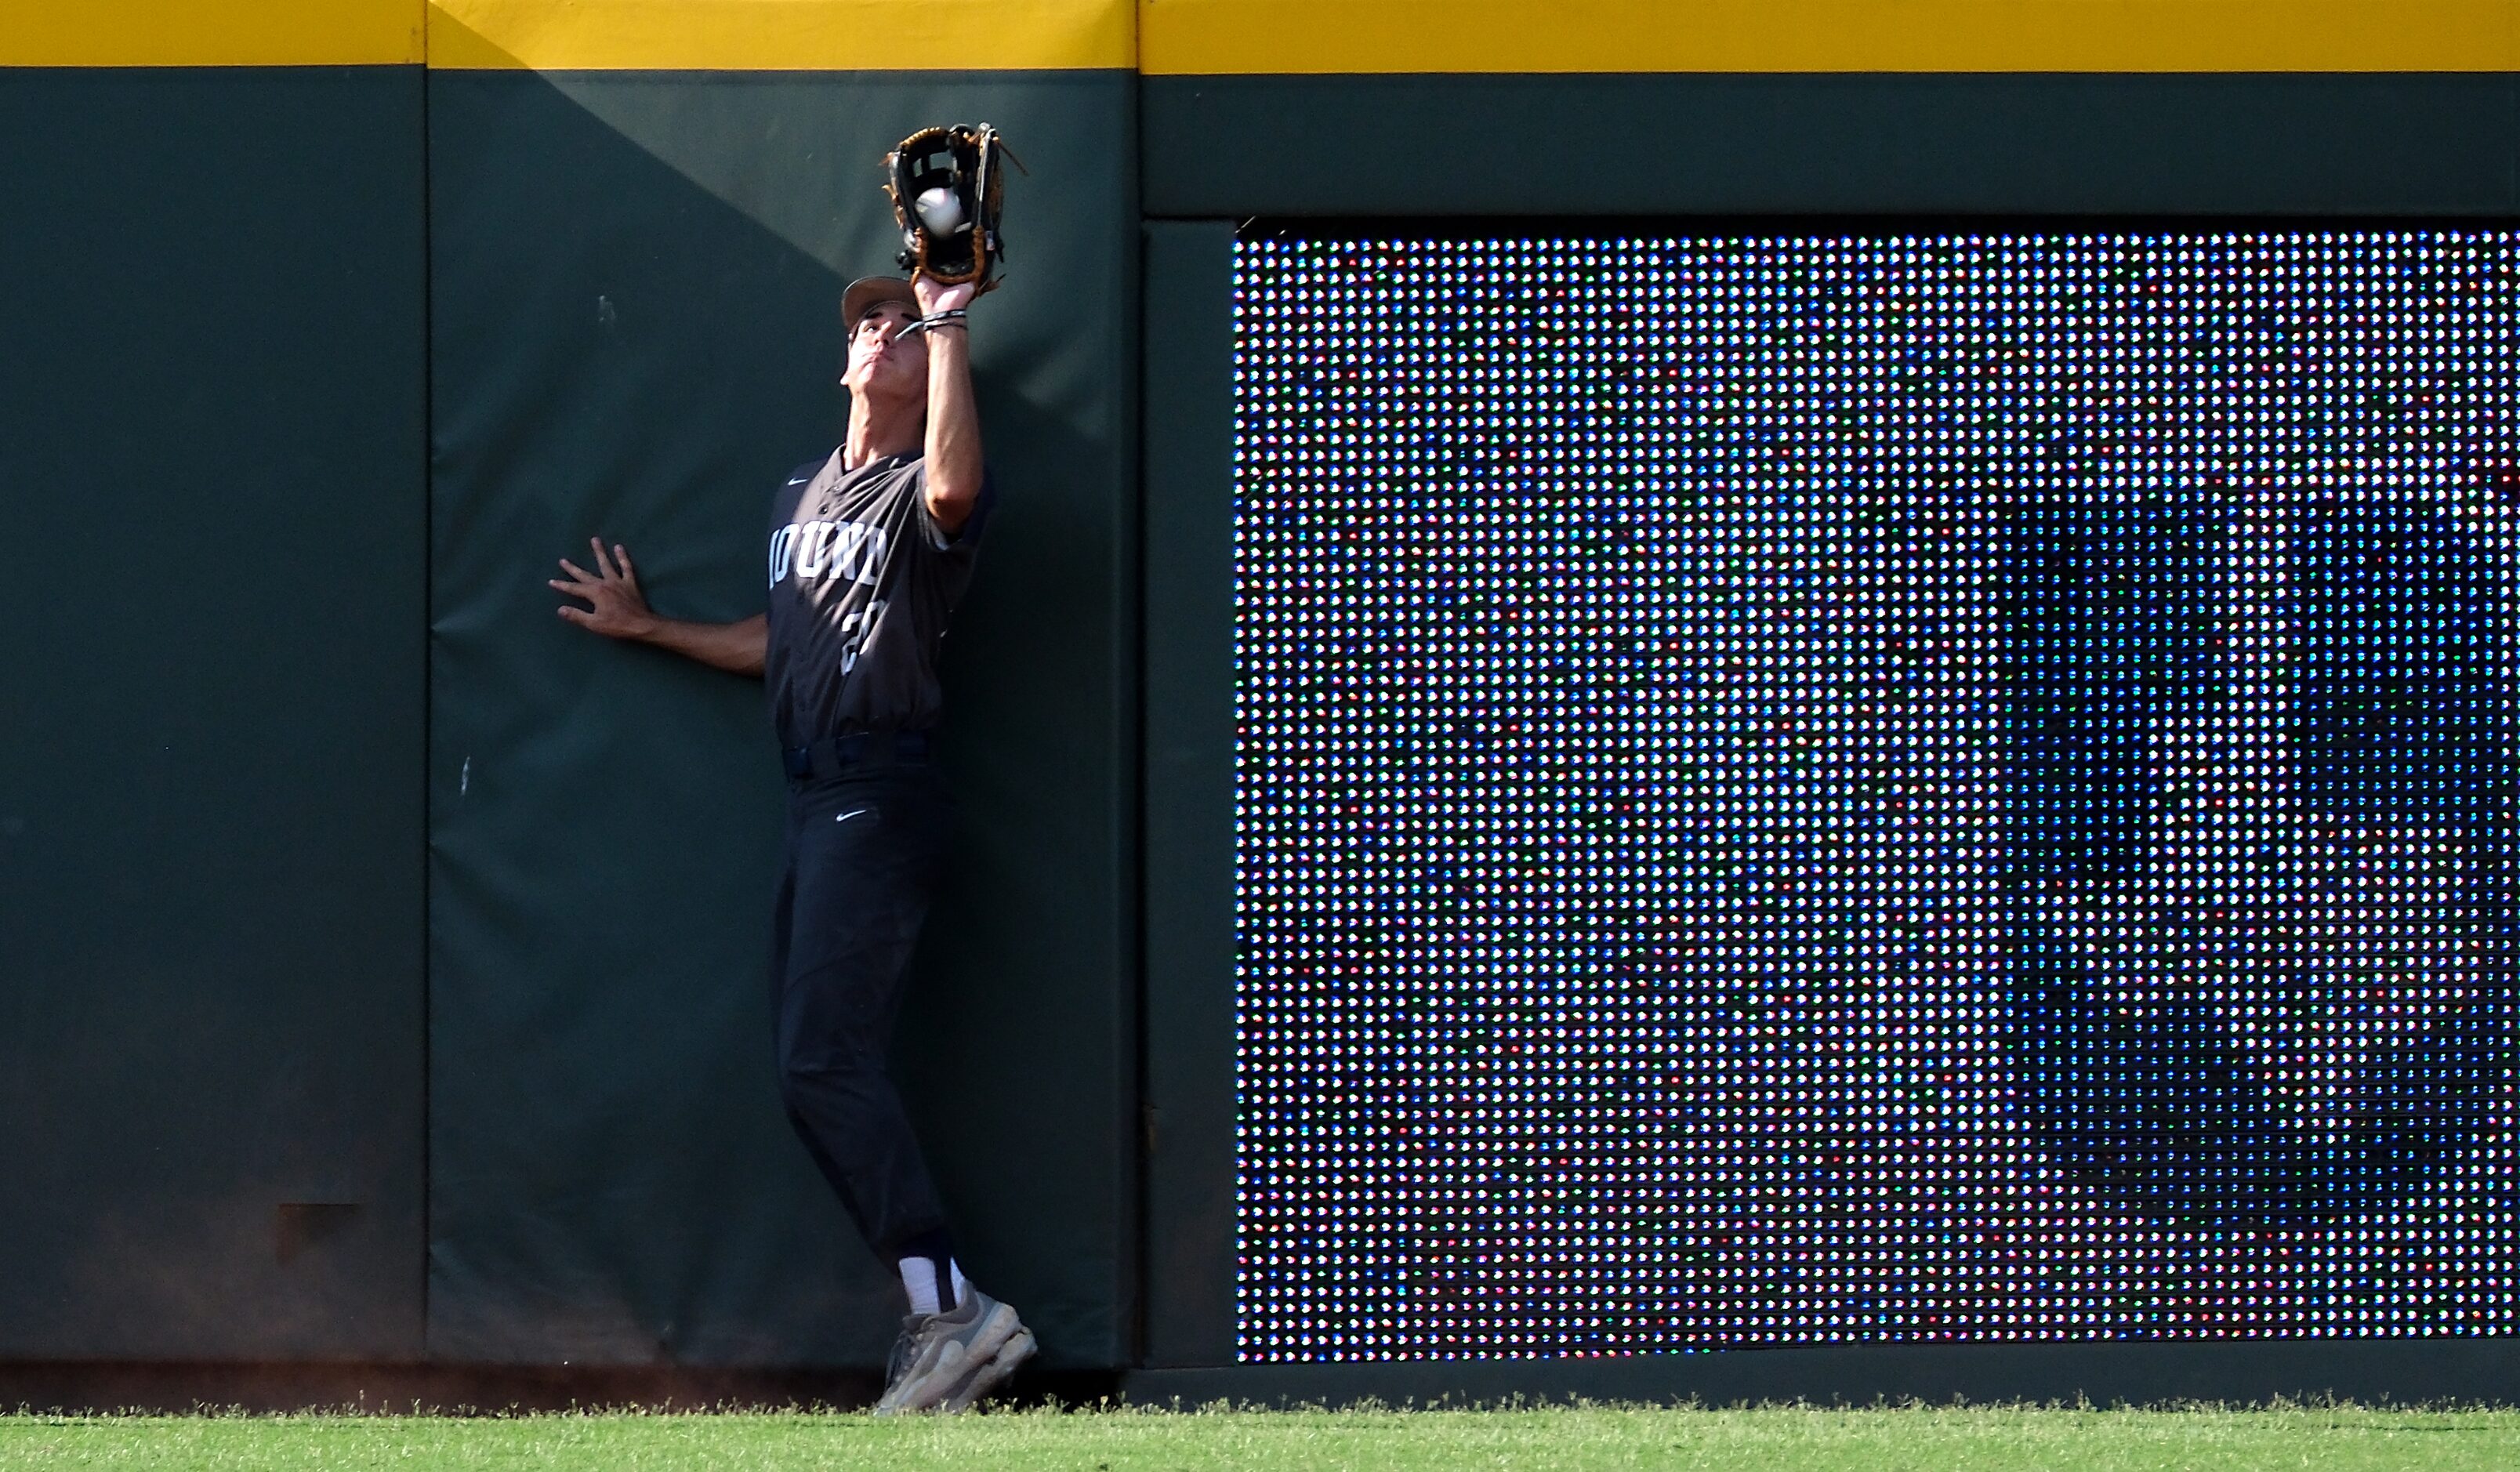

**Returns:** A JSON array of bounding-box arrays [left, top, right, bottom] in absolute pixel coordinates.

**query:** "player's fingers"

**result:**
[[557, 558, 594, 582], [613, 545, 641, 589], [558, 605, 586, 623], [591, 537, 618, 579]]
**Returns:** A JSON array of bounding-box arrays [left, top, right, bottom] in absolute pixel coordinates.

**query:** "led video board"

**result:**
[[1233, 231, 2520, 1359]]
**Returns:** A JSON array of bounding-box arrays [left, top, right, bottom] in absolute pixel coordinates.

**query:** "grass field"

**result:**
[[5, 1405, 2520, 1471]]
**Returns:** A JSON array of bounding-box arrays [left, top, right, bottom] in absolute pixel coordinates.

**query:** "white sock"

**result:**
[[899, 1256, 944, 1316]]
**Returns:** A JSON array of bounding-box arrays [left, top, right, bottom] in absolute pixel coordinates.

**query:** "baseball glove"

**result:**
[[883, 123, 1022, 290]]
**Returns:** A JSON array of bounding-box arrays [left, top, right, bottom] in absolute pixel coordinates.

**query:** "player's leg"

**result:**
[[771, 765, 1032, 1411], [770, 806, 865, 1206], [774, 769, 954, 1263]]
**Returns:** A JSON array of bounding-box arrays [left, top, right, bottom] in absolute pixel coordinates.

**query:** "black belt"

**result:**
[[781, 729, 932, 781]]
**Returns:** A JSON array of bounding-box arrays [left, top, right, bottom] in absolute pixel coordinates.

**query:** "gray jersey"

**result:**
[[763, 448, 990, 750]]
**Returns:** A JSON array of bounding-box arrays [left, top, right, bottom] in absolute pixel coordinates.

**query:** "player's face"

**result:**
[[841, 301, 928, 400]]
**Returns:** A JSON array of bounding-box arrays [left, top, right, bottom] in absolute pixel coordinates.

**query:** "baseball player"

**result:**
[[551, 267, 1032, 1414]]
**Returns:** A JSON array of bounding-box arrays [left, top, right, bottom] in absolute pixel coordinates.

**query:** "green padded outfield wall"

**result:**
[[13, 0, 2520, 1394], [422, 3, 1138, 1366], [0, 49, 429, 1356]]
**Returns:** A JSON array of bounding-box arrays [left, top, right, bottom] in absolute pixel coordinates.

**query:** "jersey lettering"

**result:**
[[768, 520, 889, 588]]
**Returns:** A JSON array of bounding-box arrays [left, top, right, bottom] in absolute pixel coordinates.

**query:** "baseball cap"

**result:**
[[843, 275, 919, 332]]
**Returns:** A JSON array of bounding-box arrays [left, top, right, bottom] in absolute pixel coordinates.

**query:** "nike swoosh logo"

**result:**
[[785, 476, 812, 485], [834, 808, 868, 824]]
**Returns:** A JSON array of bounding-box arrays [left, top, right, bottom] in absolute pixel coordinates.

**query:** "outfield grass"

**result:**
[[5, 1405, 2520, 1471]]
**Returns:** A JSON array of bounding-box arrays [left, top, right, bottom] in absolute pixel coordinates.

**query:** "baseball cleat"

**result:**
[[870, 1287, 1024, 1416], [941, 1325, 1036, 1412]]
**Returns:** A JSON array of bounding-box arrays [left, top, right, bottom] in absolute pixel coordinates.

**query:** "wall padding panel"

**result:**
[[0, 66, 427, 1358], [425, 69, 1137, 1367], [1144, 74, 2520, 217]]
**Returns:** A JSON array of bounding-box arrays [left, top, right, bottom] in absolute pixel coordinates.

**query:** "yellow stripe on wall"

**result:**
[[9, 0, 2517, 72], [429, 0, 1133, 70], [1, 2, 426, 66], [1, 0, 1129, 69], [1139, 0, 2520, 75]]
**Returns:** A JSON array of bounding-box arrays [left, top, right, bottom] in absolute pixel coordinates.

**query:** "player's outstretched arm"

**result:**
[[553, 537, 767, 676], [913, 273, 983, 534]]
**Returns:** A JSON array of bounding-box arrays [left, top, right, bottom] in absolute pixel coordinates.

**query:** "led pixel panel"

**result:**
[[1232, 231, 2520, 1360]]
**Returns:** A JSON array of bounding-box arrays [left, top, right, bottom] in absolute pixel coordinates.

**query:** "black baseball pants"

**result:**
[[770, 760, 955, 1257]]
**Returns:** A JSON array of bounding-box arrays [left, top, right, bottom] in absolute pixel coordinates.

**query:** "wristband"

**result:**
[[902, 309, 969, 337]]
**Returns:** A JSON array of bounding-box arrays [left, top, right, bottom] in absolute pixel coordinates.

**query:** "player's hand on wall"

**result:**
[[552, 537, 659, 640]]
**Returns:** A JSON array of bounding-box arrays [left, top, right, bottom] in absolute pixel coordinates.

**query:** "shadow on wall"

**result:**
[[425, 24, 1135, 1369]]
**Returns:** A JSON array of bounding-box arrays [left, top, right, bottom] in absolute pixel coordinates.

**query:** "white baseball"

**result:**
[[914, 187, 966, 234]]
